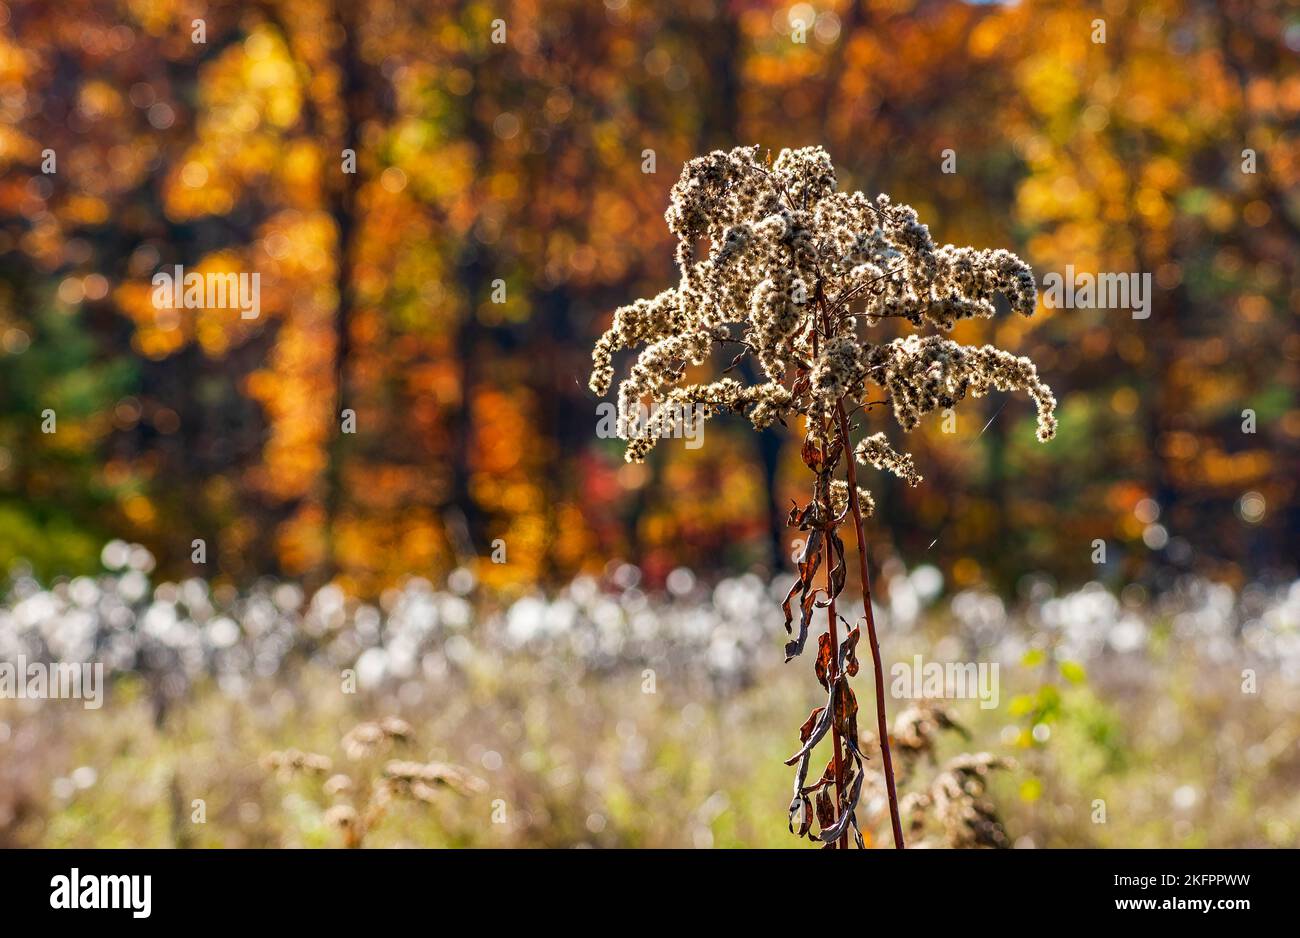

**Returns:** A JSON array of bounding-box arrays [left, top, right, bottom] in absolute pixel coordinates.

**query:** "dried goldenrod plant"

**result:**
[[887, 702, 1014, 849], [590, 146, 1055, 849], [264, 716, 485, 848]]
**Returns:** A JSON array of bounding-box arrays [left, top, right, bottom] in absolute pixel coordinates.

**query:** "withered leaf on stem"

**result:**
[[791, 756, 836, 839], [798, 705, 825, 743], [789, 585, 822, 661], [815, 632, 833, 690], [789, 792, 813, 837], [801, 430, 843, 473], [787, 747, 814, 836], [801, 435, 821, 471], [786, 500, 816, 530], [815, 529, 847, 607], [817, 746, 867, 844], [781, 528, 824, 661], [815, 787, 836, 832], [842, 625, 861, 678], [835, 681, 860, 742], [784, 692, 834, 767]]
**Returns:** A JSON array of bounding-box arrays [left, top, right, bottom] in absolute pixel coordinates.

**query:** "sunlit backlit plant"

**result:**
[[590, 146, 1055, 848]]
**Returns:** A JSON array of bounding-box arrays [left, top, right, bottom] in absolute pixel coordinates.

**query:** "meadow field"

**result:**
[[4, 546, 1296, 849]]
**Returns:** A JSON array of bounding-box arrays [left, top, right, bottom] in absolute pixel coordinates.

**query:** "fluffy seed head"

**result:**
[[589, 145, 1056, 467]]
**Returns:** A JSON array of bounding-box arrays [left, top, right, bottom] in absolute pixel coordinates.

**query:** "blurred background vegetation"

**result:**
[[0, 0, 1294, 596], [0, 0, 1297, 849]]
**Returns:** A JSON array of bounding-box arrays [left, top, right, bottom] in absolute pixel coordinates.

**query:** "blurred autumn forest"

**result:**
[[0, 0, 1295, 598]]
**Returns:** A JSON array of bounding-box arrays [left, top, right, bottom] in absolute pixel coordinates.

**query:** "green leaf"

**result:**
[[1021, 648, 1047, 668], [1008, 693, 1036, 717], [1060, 660, 1087, 684]]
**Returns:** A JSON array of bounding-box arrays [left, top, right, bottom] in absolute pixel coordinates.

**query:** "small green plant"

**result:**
[[590, 145, 1056, 848]]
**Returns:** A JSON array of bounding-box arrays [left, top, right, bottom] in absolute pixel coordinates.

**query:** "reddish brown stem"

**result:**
[[836, 399, 905, 849]]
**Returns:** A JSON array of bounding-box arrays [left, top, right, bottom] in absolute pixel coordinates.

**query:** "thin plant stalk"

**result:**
[[837, 399, 905, 849]]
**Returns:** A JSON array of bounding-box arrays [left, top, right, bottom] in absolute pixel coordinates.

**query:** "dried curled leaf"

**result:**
[[815, 529, 847, 608], [781, 526, 823, 661], [785, 624, 872, 845]]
